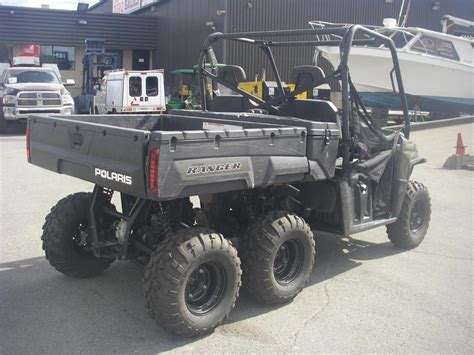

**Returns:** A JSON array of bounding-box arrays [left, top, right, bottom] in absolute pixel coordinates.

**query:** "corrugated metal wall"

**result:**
[[224, 0, 474, 81], [0, 6, 158, 49], [139, 0, 225, 80]]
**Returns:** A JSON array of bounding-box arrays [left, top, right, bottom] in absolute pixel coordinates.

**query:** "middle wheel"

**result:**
[[240, 211, 315, 305], [144, 227, 241, 338]]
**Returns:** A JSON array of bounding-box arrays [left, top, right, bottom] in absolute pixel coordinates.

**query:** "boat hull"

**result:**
[[320, 47, 474, 114], [359, 91, 474, 114]]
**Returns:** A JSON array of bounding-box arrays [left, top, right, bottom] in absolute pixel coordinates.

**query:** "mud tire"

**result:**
[[387, 181, 431, 249], [239, 211, 315, 305], [41, 193, 114, 278], [144, 227, 241, 338]]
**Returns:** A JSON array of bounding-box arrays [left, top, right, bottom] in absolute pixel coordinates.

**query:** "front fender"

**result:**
[[409, 157, 427, 176]]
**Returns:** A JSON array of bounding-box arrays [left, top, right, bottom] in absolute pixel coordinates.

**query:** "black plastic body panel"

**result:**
[[28, 114, 151, 197], [171, 109, 340, 180], [28, 113, 308, 200]]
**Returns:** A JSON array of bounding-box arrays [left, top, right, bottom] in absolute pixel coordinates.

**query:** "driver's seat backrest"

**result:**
[[217, 65, 247, 87], [290, 66, 325, 99], [211, 65, 248, 112]]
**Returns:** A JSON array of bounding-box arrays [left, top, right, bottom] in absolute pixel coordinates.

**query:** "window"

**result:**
[[146, 76, 159, 96], [436, 39, 460, 60], [40, 46, 76, 70], [106, 49, 123, 69], [7, 69, 60, 84], [129, 76, 142, 97], [411, 35, 459, 61], [390, 31, 415, 49], [0, 45, 12, 63]]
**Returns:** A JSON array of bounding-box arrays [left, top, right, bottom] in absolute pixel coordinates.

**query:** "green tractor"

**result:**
[[167, 68, 198, 110], [167, 64, 224, 111]]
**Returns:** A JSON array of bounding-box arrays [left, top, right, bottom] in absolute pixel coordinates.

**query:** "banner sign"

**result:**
[[113, 0, 159, 14], [19, 44, 40, 57]]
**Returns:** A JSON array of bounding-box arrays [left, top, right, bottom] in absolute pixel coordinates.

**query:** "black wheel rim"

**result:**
[[71, 222, 93, 254], [410, 200, 426, 233], [185, 262, 226, 315], [273, 239, 304, 285]]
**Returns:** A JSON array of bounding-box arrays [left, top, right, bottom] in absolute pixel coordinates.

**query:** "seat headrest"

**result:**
[[290, 66, 325, 90], [217, 65, 247, 86]]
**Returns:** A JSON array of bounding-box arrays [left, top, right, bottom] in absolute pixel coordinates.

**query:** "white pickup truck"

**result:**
[[94, 69, 166, 114], [0, 57, 75, 133]]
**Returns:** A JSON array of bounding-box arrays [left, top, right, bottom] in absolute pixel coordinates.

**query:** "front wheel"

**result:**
[[41, 193, 114, 278], [387, 181, 431, 249], [144, 228, 241, 338], [239, 211, 315, 305]]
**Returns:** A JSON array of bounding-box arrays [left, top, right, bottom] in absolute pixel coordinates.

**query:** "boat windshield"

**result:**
[[371, 29, 418, 48]]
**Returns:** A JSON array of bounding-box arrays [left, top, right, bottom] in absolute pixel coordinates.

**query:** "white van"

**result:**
[[94, 69, 165, 114]]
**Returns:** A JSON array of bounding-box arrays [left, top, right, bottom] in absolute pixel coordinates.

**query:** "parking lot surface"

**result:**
[[1, 123, 473, 354]]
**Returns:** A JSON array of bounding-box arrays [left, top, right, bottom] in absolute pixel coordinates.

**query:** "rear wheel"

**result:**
[[239, 211, 315, 305], [144, 227, 241, 337], [387, 181, 431, 249], [41, 192, 115, 278]]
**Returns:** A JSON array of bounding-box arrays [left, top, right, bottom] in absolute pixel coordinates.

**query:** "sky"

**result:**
[[0, 0, 99, 10]]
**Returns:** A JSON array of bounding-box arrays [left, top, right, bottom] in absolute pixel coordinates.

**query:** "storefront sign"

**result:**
[[19, 44, 40, 57], [113, 0, 159, 14]]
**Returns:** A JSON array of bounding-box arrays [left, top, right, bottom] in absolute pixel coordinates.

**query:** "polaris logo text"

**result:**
[[186, 162, 242, 175], [94, 168, 132, 185]]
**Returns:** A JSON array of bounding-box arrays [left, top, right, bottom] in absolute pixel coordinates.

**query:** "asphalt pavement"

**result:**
[[0, 122, 472, 354]]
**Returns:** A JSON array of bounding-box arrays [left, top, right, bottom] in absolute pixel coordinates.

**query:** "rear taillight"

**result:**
[[148, 148, 159, 195], [26, 127, 31, 163]]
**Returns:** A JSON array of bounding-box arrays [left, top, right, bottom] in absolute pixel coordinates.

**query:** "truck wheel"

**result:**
[[144, 228, 241, 337], [41, 193, 114, 278], [240, 211, 315, 305], [0, 112, 8, 134], [387, 181, 431, 249]]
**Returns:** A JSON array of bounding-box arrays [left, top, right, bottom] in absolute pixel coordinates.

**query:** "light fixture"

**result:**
[[432, 1, 440, 11], [385, 0, 393, 4], [78, 19, 88, 25]]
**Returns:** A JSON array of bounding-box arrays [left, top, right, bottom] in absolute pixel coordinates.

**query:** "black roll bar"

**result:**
[[197, 25, 411, 180]]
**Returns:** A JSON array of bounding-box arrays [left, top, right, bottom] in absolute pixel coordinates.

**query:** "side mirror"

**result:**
[[63, 79, 75, 86]]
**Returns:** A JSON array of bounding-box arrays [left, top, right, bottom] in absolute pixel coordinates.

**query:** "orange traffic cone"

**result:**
[[455, 133, 466, 156]]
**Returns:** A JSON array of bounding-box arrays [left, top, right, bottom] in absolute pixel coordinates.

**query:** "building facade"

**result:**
[[1, 0, 472, 93], [0, 5, 158, 95], [91, 0, 474, 82]]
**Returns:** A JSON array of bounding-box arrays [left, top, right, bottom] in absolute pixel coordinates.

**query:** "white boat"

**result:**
[[310, 17, 474, 114]]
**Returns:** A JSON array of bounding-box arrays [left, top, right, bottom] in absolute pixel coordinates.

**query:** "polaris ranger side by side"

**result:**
[[0, 56, 75, 133], [28, 26, 431, 338]]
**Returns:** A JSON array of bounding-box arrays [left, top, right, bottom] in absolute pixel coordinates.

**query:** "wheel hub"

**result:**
[[273, 239, 304, 285], [72, 222, 93, 254], [185, 262, 226, 315], [410, 200, 426, 233]]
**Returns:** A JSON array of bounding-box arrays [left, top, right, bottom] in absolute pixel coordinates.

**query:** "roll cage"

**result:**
[[196, 25, 411, 177]]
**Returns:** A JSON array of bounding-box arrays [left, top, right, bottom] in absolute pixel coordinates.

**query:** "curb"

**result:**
[[389, 115, 474, 131]]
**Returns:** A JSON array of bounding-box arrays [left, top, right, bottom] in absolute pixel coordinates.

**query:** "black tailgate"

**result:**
[[28, 115, 150, 197]]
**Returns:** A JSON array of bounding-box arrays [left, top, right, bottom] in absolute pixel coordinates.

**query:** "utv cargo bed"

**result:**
[[28, 114, 310, 200]]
